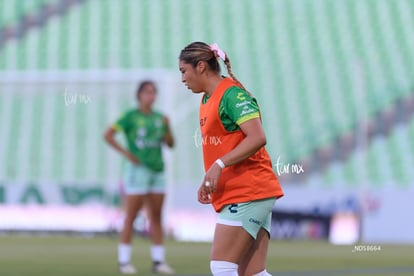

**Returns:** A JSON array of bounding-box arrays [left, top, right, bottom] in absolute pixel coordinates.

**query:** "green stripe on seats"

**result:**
[[5, 92, 22, 180], [51, 93, 64, 180], [28, 92, 44, 179]]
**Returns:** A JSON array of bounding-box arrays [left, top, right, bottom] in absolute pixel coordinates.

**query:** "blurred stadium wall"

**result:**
[[0, 0, 413, 242]]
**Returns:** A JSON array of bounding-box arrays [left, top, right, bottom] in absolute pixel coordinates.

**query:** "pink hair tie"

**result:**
[[210, 43, 226, 61]]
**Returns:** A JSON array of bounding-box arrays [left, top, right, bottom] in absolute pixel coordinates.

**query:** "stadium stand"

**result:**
[[0, 0, 413, 188]]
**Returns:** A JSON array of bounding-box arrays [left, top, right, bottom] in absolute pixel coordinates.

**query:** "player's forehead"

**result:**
[[140, 83, 156, 93], [179, 60, 192, 71]]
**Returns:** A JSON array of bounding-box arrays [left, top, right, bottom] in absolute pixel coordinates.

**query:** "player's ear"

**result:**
[[196, 60, 207, 74]]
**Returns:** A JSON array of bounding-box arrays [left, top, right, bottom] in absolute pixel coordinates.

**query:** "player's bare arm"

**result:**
[[163, 116, 174, 148], [104, 126, 140, 165]]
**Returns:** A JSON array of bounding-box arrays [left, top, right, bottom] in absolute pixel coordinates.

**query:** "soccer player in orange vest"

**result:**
[[179, 42, 284, 276]]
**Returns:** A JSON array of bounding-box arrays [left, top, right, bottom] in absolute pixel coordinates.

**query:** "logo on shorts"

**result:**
[[228, 204, 238, 213], [249, 218, 261, 225]]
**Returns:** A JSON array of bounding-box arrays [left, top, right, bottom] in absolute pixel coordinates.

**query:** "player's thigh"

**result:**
[[145, 193, 165, 219], [145, 171, 167, 218], [124, 194, 146, 220], [211, 223, 254, 263], [239, 228, 270, 276], [212, 198, 276, 263]]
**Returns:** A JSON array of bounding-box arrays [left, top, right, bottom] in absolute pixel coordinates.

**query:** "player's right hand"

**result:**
[[198, 185, 211, 204]]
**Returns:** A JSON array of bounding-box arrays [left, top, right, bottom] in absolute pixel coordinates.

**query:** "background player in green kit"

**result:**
[[104, 80, 175, 274]]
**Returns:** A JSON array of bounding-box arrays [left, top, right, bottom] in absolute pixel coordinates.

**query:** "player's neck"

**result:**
[[139, 105, 152, 114], [204, 75, 224, 97]]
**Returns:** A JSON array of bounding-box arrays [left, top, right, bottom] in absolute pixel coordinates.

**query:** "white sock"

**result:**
[[118, 243, 132, 264], [210, 260, 239, 276], [253, 269, 272, 276], [151, 245, 165, 263]]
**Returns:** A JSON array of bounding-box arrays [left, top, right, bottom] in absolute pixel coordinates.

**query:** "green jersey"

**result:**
[[203, 86, 260, 131], [113, 109, 166, 172]]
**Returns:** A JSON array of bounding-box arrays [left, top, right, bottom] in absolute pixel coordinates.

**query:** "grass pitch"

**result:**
[[0, 234, 413, 275]]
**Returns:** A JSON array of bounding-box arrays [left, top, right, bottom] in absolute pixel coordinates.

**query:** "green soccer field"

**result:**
[[0, 234, 413, 276]]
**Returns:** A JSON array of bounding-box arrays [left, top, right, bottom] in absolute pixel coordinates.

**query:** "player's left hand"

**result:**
[[202, 162, 222, 194]]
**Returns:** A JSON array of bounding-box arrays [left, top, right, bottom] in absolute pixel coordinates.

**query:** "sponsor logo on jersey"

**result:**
[[236, 92, 246, 101], [240, 108, 255, 116], [235, 100, 250, 108]]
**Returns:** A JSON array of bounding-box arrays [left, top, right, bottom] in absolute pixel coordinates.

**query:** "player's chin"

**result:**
[[192, 90, 205, 95], [187, 86, 202, 94]]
